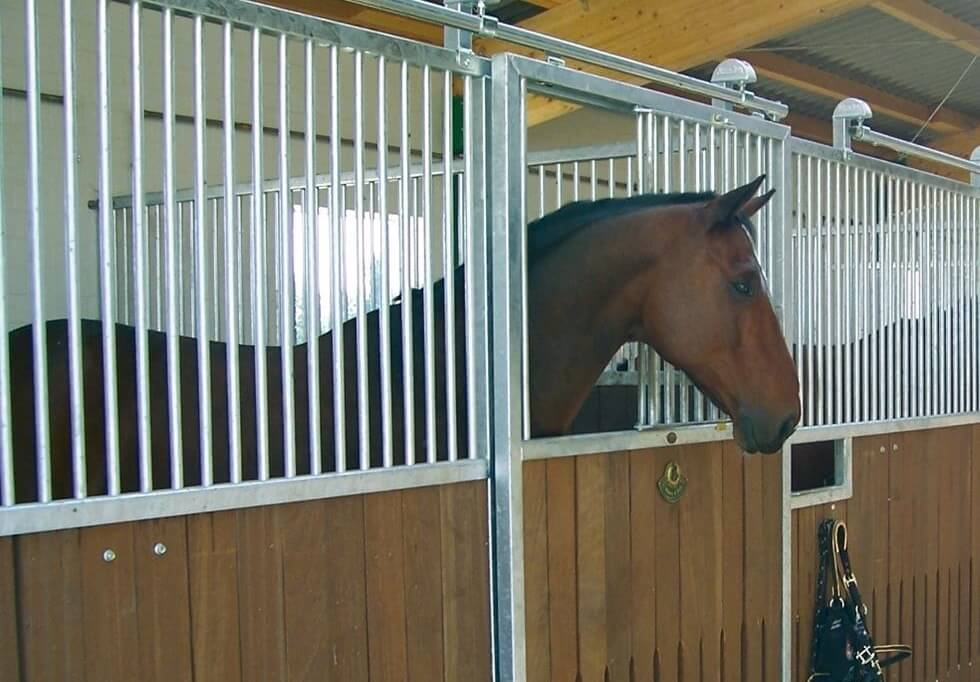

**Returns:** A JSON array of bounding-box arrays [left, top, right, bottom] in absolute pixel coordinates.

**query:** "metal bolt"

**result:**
[[153, 542, 167, 556], [892, 443, 899, 451], [879, 446, 886, 453], [666, 431, 677, 444], [103, 549, 116, 563]]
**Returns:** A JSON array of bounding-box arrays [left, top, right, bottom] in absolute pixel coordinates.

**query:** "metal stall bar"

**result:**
[[354, 51, 371, 470], [223, 20, 241, 482], [162, 6, 182, 488], [251, 26, 270, 481], [192, 14, 213, 487], [488, 53, 531, 682], [25, 0, 51, 501], [62, 0, 86, 498], [399, 60, 415, 467], [304, 39, 321, 474], [131, 1, 153, 492], [278, 34, 297, 478], [443, 69, 458, 461], [378, 56, 394, 468], [0, 8, 13, 505]]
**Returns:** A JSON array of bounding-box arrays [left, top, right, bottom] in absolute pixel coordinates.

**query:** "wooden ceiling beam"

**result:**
[[262, 0, 444, 44], [740, 51, 976, 134], [872, 0, 980, 56], [474, 0, 873, 126]]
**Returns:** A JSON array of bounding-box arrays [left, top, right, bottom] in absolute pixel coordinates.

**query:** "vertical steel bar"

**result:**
[[843, 164, 851, 424], [941, 188, 948, 414], [834, 161, 842, 424], [61, 0, 86, 497], [354, 51, 371, 469], [708, 125, 718, 421], [130, 1, 152, 492], [806, 156, 815, 426], [331, 46, 347, 471], [250, 27, 269, 480], [927, 184, 935, 416], [635, 113, 649, 425], [795, 154, 804, 424], [279, 34, 296, 477], [861, 169, 869, 421], [573, 161, 579, 202], [885, 176, 894, 420], [0, 6, 12, 505], [913, 182, 922, 417], [693, 123, 704, 422], [608, 157, 615, 198], [958, 192, 965, 412], [590, 159, 597, 200], [192, 15, 212, 486], [555, 162, 562, 209], [463, 74, 478, 460], [222, 21, 241, 483], [162, 7, 182, 488], [26, 0, 52, 501], [537, 165, 544, 217], [303, 40, 321, 474], [442, 70, 458, 461], [663, 116, 673, 424], [378, 57, 394, 467], [815, 158, 824, 425], [422, 65, 437, 463], [678, 119, 689, 421]]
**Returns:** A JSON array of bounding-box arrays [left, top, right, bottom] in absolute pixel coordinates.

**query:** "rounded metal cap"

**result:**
[[971, 145, 980, 163], [711, 58, 757, 87], [833, 97, 873, 121]]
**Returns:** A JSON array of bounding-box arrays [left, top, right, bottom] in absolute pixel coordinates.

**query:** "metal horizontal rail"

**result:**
[[853, 124, 980, 176], [341, 0, 789, 119], [0, 459, 487, 536]]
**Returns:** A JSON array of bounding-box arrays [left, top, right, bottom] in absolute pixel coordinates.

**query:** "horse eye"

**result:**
[[731, 279, 753, 297]]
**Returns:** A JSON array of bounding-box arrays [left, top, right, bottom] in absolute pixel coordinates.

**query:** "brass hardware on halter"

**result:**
[[657, 461, 687, 503]]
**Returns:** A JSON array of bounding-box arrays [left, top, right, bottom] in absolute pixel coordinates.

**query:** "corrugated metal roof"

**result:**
[[925, 0, 980, 30], [755, 7, 980, 119]]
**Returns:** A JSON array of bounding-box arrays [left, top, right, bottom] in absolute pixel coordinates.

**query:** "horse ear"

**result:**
[[706, 174, 768, 229], [741, 187, 776, 219]]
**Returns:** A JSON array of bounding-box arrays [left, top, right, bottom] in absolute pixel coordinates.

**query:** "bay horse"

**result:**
[[8, 175, 800, 503]]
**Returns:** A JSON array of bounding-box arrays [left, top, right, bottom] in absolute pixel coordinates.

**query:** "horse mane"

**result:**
[[527, 191, 715, 265]]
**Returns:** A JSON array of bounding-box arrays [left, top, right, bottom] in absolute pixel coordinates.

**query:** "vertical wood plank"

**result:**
[[630, 449, 658, 682], [236, 505, 287, 682], [0, 537, 20, 681], [742, 451, 765, 682], [79, 523, 140, 682], [323, 495, 370, 682], [956, 428, 971, 675], [920, 430, 940, 682], [16, 529, 84, 681], [187, 511, 243, 682], [279, 498, 333, 681], [653, 447, 680, 682], [973, 426, 980, 663], [523, 461, 551, 682], [576, 453, 607, 682], [403, 485, 445, 681], [441, 480, 492, 682], [546, 457, 578, 682], [762, 449, 782, 682], [721, 441, 744, 682], [364, 490, 410, 682], [134, 516, 193, 681], [604, 453, 631, 682]]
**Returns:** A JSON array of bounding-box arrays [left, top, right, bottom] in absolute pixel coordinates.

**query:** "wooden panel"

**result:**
[[79, 523, 140, 681], [973, 426, 980, 664], [546, 457, 578, 682], [134, 516, 193, 681], [604, 453, 631, 682], [403, 485, 445, 681], [8, 480, 491, 682], [653, 446, 681, 682], [720, 441, 744, 682], [279, 498, 333, 680], [364, 491, 410, 682], [793, 424, 980, 680], [236, 506, 287, 682], [187, 511, 243, 682], [629, 449, 657, 682], [16, 529, 84, 681], [440, 480, 492, 682], [0, 537, 20, 680], [523, 461, 551, 682], [576, 454, 608, 682]]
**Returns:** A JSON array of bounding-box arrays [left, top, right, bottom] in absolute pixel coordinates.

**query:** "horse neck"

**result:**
[[526, 208, 678, 436]]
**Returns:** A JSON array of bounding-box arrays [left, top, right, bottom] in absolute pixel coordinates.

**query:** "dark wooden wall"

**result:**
[[792, 425, 980, 682], [523, 441, 784, 682], [0, 480, 491, 682]]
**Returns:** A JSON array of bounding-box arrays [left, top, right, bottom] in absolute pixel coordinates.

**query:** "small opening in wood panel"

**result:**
[[791, 440, 841, 493]]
